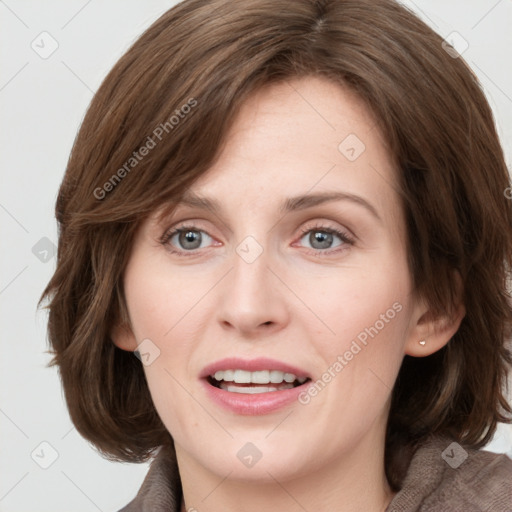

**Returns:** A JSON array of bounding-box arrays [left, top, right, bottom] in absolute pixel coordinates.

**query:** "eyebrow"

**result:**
[[176, 190, 381, 221]]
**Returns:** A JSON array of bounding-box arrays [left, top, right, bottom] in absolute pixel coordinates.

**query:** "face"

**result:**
[[115, 76, 426, 483]]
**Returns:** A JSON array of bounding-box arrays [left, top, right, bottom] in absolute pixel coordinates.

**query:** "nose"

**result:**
[[216, 242, 290, 337]]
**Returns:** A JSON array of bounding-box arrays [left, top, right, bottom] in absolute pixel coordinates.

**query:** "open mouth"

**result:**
[[206, 369, 311, 394]]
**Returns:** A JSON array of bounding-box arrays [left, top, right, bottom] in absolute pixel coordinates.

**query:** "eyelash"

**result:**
[[159, 222, 355, 258]]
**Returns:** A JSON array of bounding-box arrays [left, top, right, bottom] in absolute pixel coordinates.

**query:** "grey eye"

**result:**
[[170, 229, 213, 250], [300, 229, 343, 250]]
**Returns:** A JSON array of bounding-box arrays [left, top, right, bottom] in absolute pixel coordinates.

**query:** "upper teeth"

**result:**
[[212, 369, 307, 384]]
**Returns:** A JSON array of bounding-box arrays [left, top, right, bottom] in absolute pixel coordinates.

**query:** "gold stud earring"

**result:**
[[419, 340, 426, 346]]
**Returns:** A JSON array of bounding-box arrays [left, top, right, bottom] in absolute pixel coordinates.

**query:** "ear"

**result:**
[[405, 274, 465, 357], [110, 321, 138, 352]]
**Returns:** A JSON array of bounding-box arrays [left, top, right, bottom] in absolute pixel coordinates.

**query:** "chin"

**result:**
[[179, 434, 317, 484]]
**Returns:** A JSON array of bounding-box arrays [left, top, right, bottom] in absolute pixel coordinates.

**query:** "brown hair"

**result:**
[[40, 0, 512, 490]]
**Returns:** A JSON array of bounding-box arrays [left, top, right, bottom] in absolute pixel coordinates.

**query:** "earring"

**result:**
[[419, 340, 426, 346]]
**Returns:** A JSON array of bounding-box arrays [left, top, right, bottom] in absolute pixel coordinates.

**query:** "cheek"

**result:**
[[122, 257, 212, 414], [302, 263, 409, 348], [123, 255, 208, 344], [299, 261, 411, 414]]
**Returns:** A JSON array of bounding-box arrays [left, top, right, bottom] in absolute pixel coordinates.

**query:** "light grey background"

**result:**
[[1, 1, 511, 511]]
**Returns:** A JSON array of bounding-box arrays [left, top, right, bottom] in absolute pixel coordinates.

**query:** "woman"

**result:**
[[41, 0, 512, 510]]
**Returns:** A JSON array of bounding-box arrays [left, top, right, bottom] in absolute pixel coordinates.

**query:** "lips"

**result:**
[[200, 357, 312, 414]]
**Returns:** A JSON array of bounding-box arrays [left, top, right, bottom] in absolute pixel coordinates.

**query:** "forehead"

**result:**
[[175, 77, 399, 218], [147, 76, 403, 239]]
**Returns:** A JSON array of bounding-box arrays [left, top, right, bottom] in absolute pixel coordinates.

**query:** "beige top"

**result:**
[[119, 436, 512, 511]]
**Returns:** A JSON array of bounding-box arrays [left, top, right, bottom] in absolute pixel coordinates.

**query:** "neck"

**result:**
[[176, 427, 395, 512]]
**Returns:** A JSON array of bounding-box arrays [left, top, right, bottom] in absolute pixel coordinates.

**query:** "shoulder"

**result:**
[[117, 443, 182, 512], [387, 436, 512, 512]]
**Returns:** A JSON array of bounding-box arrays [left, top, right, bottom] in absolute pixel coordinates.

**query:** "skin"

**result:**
[[113, 77, 464, 512]]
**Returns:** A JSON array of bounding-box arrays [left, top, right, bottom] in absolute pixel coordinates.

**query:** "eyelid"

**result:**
[[297, 219, 356, 240], [161, 207, 233, 237]]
